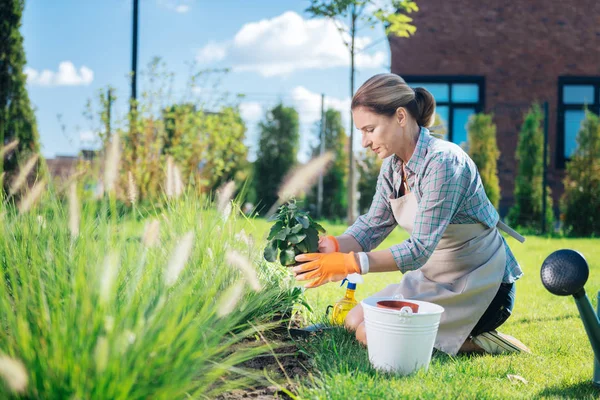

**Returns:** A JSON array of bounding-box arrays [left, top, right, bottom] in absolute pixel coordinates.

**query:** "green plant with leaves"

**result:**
[[507, 104, 554, 232], [561, 110, 600, 237], [307, 108, 348, 220], [0, 0, 41, 191], [263, 199, 326, 266], [83, 59, 247, 204], [466, 113, 501, 209], [253, 103, 300, 214], [0, 149, 302, 398], [356, 150, 382, 215]]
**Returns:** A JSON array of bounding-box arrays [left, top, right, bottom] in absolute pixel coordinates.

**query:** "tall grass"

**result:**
[[0, 183, 303, 398]]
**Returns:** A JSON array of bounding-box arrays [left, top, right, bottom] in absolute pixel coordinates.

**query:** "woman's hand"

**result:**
[[318, 235, 339, 253], [292, 252, 360, 288]]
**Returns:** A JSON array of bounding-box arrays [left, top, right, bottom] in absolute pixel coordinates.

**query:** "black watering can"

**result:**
[[541, 249, 600, 386]]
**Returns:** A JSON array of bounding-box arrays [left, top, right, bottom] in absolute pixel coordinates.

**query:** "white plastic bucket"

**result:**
[[361, 297, 444, 375]]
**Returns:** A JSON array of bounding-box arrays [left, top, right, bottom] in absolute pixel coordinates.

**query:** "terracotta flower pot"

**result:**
[[376, 300, 419, 313]]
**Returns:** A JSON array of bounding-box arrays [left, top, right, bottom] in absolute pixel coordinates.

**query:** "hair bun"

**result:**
[[413, 87, 436, 127]]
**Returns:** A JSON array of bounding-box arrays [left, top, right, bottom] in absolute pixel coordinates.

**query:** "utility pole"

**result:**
[[107, 88, 113, 137], [131, 0, 139, 108], [347, 3, 357, 225], [317, 94, 326, 218], [129, 0, 140, 165]]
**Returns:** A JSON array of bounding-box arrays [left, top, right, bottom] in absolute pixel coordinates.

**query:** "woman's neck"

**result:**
[[395, 123, 421, 164]]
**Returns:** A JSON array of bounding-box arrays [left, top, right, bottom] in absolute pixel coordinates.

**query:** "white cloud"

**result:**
[[158, 0, 192, 13], [25, 61, 94, 87], [239, 102, 263, 121], [79, 130, 96, 143], [196, 11, 387, 77], [290, 86, 351, 125], [197, 42, 227, 64]]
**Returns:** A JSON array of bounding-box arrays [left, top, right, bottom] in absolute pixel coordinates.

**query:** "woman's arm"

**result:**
[[355, 249, 398, 273], [335, 234, 363, 253], [342, 158, 397, 252]]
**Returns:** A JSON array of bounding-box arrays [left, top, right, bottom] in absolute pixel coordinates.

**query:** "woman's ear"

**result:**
[[395, 107, 407, 126]]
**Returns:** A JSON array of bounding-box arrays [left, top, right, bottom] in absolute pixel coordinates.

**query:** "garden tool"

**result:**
[[541, 249, 600, 386]]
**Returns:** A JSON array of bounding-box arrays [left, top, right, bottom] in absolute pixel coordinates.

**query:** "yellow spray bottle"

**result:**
[[329, 273, 362, 325]]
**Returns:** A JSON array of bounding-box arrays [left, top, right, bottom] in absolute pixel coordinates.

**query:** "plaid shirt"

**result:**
[[345, 127, 523, 283]]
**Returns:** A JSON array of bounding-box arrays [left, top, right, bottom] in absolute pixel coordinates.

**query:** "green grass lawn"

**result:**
[[251, 219, 600, 399]]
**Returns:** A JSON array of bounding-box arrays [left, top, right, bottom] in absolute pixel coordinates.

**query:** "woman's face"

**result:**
[[352, 106, 403, 159]]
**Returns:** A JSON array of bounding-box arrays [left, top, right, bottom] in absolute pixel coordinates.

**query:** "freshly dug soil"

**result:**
[[215, 340, 311, 400]]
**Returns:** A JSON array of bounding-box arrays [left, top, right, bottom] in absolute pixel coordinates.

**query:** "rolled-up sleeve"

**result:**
[[390, 153, 471, 273], [344, 159, 397, 251]]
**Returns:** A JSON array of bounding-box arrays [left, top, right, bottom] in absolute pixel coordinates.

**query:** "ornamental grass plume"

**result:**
[[18, 179, 47, 214], [9, 154, 39, 196], [216, 280, 246, 317], [225, 250, 261, 292], [0, 356, 28, 394], [164, 231, 195, 287], [0, 140, 19, 159]]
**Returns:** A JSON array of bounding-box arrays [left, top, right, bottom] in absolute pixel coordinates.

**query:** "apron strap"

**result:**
[[496, 220, 526, 243]]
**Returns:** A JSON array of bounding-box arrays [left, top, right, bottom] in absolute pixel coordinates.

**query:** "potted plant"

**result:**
[[263, 199, 325, 266]]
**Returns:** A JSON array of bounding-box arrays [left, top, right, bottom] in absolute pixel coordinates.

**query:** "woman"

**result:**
[[293, 73, 530, 355]]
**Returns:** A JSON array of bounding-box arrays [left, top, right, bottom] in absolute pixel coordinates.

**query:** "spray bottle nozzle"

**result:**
[[341, 278, 357, 290]]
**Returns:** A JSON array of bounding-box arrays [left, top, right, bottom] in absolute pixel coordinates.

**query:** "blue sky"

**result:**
[[23, 0, 392, 162]]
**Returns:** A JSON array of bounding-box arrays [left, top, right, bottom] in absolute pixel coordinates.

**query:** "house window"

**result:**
[[403, 76, 485, 147], [557, 77, 600, 168]]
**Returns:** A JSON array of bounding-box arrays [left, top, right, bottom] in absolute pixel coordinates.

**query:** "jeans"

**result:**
[[470, 282, 515, 337]]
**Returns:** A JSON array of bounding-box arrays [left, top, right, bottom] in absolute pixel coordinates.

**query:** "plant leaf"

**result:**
[[295, 215, 309, 229], [304, 227, 319, 253], [267, 213, 280, 222], [273, 227, 290, 241], [296, 241, 308, 254], [263, 240, 278, 262], [279, 248, 296, 266], [312, 221, 326, 234], [267, 221, 284, 240], [287, 233, 307, 244], [291, 224, 303, 234]]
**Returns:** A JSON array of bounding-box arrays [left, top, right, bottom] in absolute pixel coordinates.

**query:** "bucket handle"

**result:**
[[396, 306, 413, 323]]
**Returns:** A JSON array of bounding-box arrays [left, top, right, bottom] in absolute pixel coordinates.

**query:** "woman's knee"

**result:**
[[355, 322, 367, 346], [344, 304, 364, 331]]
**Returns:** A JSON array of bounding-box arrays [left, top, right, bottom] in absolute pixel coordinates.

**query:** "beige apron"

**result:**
[[369, 191, 507, 355]]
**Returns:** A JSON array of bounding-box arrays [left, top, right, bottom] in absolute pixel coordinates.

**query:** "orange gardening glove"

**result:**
[[318, 235, 339, 253], [293, 252, 360, 289]]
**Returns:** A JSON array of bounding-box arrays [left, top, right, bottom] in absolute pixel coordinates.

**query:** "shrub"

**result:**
[[507, 104, 554, 232], [466, 113, 501, 209], [561, 110, 600, 236]]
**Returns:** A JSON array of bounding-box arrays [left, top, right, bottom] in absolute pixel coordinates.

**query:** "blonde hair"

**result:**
[[351, 73, 436, 127]]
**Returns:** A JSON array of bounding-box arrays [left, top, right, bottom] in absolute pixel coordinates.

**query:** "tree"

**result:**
[[507, 104, 554, 232], [0, 0, 41, 189], [306, 0, 418, 224], [253, 104, 300, 214], [356, 150, 382, 215], [561, 110, 600, 237], [466, 113, 501, 209], [307, 108, 348, 220]]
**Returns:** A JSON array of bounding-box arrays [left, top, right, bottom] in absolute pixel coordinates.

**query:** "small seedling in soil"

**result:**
[[263, 199, 325, 266]]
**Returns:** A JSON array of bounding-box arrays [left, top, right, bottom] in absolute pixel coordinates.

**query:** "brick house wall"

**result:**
[[388, 0, 600, 216]]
